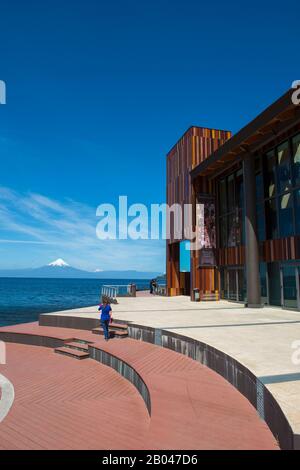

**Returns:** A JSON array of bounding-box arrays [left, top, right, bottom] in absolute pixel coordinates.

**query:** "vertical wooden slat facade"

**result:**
[[217, 236, 300, 267], [166, 126, 231, 296]]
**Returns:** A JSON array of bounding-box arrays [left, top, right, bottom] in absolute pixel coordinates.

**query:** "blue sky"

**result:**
[[0, 0, 299, 271]]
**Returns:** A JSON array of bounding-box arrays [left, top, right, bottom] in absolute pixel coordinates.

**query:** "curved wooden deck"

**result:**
[[0, 322, 279, 450], [0, 343, 149, 450]]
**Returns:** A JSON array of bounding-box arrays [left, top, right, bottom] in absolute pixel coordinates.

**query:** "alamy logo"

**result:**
[[291, 80, 300, 106], [0, 341, 6, 364], [95, 196, 216, 251], [0, 80, 6, 105]]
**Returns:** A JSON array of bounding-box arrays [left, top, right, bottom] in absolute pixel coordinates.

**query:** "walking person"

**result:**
[[98, 299, 112, 341]]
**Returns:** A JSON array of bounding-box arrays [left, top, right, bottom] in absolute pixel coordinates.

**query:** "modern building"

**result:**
[[166, 89, 300, 309]]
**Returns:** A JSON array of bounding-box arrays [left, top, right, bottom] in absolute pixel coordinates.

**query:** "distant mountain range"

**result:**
[[0, 259, 162, 280]]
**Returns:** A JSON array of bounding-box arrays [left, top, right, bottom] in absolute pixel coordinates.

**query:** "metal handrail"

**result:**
[[101, 284, 136, 301]]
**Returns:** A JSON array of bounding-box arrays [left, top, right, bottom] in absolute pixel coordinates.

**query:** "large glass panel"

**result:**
[[282, 264, 297, 309], [255, 157, 264, 202], [279, 192, 294, 237], [259, 262, 268, 304], [256, 203, 266, 241], [236, 209, 243, 246], [238, 268, 245, 301], [236, 169, 244, 210], [219, 216, 227, 247], [235, 170, 244, 246], [264, 150, 276, 198], [268, 262, 281, 306], [241, 209, 245, 245], [220, 268, 228, 299], [294, 189, 300, 234], [292, 133, 300, 186], [227, 213, 236, 247], [219, 179, 227, 215], [228, 270, 237, 301], [227, 174, 235, 212], [265, 198, 278, 239], [277, 141, 292, 193]]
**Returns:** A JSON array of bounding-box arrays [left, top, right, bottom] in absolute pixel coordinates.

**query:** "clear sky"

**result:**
[[0, 0, 299, 271]]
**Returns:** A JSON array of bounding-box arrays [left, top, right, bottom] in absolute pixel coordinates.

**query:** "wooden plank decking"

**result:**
[[0, 322, 279, 450], [0, 343, 149, 450]]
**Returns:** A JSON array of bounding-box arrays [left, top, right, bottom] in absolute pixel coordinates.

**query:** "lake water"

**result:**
[[0, 277, 150, 327]]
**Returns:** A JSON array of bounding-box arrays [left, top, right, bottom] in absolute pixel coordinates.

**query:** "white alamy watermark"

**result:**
[[0, 341, 6, 364], [95, 196, 216, 254], [291, 340, 300, 365], [291, 80, 300, 105], [0, 80, 6, 105]]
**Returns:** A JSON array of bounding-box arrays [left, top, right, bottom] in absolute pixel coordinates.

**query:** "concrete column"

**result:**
[[243, 154, 262, 307]]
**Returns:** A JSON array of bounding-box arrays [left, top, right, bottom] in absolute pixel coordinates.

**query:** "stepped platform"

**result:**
[[0, 342, 149, 449], [0, 321, 277, 450], [92, 327, 128, 338], [54, 346, 90, 359], [37, 295, 300, 449]]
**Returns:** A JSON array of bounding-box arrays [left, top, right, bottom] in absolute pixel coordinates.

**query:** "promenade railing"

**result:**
[[153, 285, 167, 296], [101, 284, 136, 303]]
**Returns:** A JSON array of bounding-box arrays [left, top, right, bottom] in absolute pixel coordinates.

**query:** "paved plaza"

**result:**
[[44, 295, 300, 440]]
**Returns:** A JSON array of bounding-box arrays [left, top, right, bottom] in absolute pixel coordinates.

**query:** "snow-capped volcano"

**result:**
[[48, 258, 70, 267], [0, 259, 161, 279]]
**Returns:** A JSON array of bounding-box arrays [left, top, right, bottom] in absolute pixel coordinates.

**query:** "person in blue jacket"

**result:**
[[98, 300, 112, 341]]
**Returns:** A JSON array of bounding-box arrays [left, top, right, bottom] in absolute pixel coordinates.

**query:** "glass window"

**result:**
[[227, 174, 235, 212], [259, 263, 268, 303], [256, 203, 266, 241], [265, 198, 278, 239], [255, 157, 261, 173], [256, 172, 264, 202], [228, 270, 237, 301], [235, 209, 243, 246], [277, 140, 290, 165], [220, 268, 228, 299], [264, 150, 276, 198], [277, 141, 292, 193], [241, 209, 245, 245], [236, 170, 244, 210], [255, 157, 264, 201], [282, 265, 297, 309], [227, 213, 236, 247], [279, 192, 294, 237], [268, 262, 281, 306], [219, 179, 227, 215], [294, 189, 300, 234], [238, 269, 245, 301], [219, 216, 227, 247], [292, 133, 300, 186]]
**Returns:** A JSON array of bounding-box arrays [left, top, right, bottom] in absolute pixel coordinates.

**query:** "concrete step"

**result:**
[[54, 346, 90, 359], [200, 293, 220, 301], [109, 322, 128, 330], [92, 328, 128, 338], [64, 341, 90, 352]]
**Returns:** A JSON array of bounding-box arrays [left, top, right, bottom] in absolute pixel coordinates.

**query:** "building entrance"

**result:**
[[220, 267, 245, 302], [261, 262, 299, 310], [268, 262, 281, 306]]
